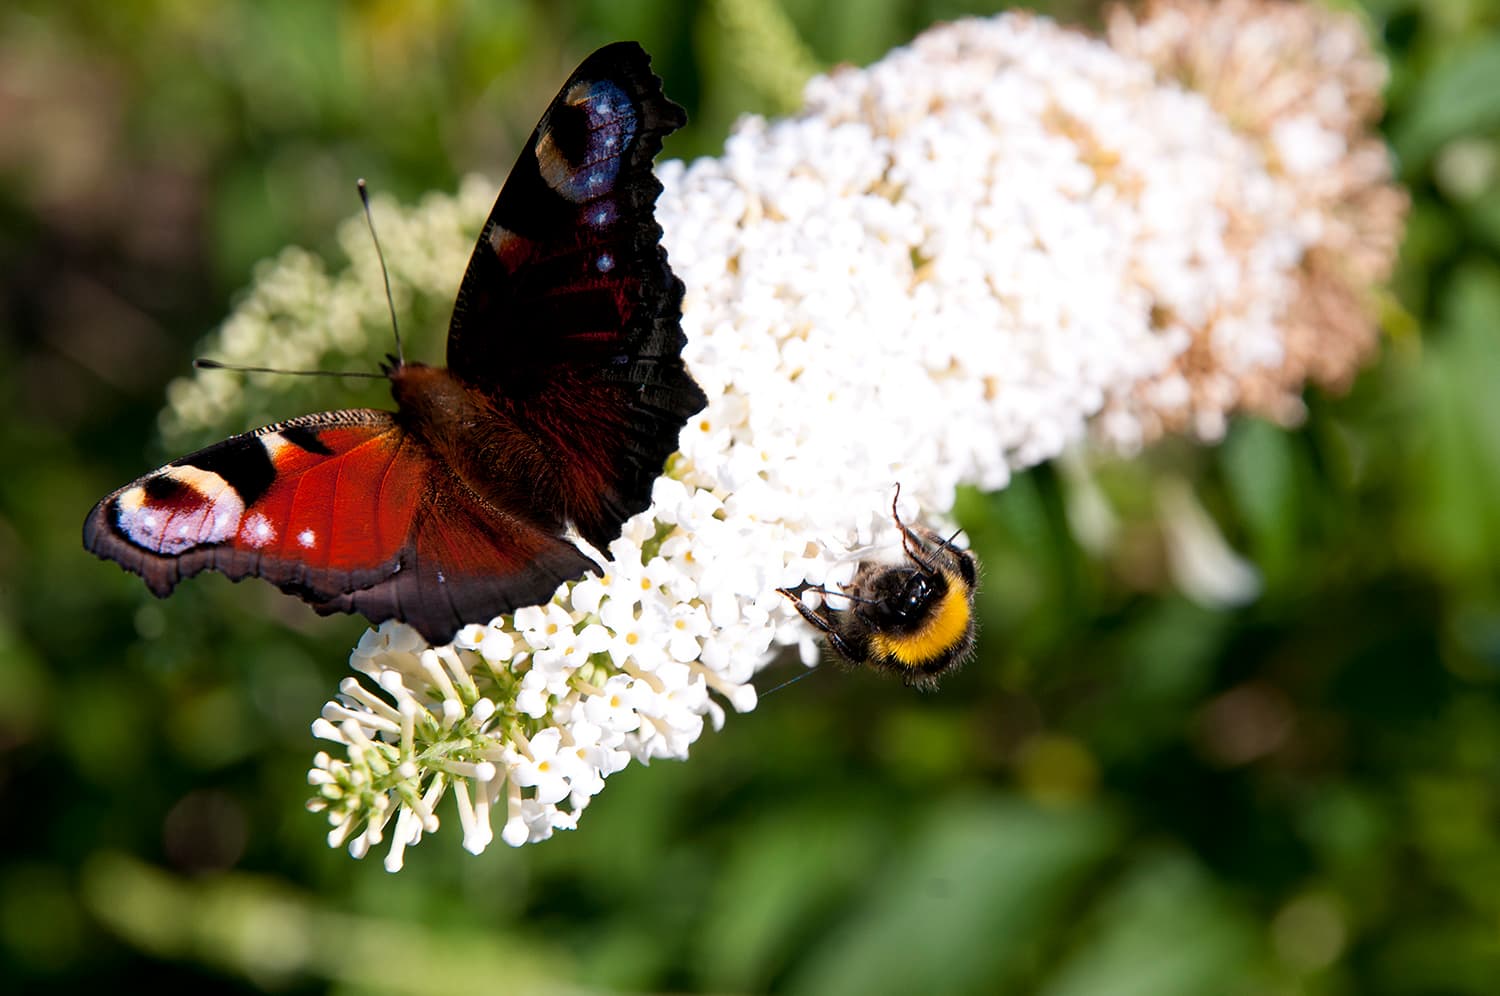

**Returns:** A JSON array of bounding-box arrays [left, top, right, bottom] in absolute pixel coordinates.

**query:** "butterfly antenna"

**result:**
[[357, 178, 404, 368], [193, 358, 385, 379]]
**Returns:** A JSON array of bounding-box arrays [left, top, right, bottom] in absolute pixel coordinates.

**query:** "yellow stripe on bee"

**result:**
[[869, 572, 971, 668]]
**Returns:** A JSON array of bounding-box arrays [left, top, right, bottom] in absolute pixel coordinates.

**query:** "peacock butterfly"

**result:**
[[83, 42, 705, 645]]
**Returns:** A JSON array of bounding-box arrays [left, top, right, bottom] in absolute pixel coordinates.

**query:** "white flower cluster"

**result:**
[[310, 500, 768, 866], [307, 588, 751, 869], [279, 11, 1400, 864]]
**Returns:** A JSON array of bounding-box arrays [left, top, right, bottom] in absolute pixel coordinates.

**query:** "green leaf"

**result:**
[[1040, 849, 1259, 996], [1405, 263, 1500, 579], [785, 796, 1119, 996], [1221, 419, 1298, 588], [694, 800, 887, 992], [1393, 37, 1500, 171]]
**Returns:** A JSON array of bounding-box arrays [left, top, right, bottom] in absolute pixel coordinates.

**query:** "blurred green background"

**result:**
[[3, 0, 1499, 993]]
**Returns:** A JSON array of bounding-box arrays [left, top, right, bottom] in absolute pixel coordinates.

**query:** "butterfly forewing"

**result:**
[[446, 42, 706, 549], [448, 43, 685, 379]]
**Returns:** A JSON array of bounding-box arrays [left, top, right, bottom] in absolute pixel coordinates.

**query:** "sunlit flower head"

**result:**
[[1107, 0, 1407, 436]]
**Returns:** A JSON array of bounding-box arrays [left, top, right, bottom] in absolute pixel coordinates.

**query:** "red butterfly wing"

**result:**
[[446, 41, 706, 549], [84, 411, 593, 643], [307, 475, 597, 646]]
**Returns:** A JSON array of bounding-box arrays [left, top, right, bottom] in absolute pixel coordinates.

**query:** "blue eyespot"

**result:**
[[535, 80, 637, 202]]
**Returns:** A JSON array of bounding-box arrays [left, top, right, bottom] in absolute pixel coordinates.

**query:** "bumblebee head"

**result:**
[[861, 559, 949, 633]]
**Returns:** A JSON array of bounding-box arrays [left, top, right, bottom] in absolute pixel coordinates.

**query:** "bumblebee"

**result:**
[[778, 492, 978, 689]]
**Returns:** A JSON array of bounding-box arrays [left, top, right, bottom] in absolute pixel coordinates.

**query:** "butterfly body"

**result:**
[[85, 43, 704, 645]]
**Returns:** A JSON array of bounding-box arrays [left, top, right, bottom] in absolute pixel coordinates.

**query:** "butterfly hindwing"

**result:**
[[308, 485, 597, 645], [446, 41, 706, 549], [83, 411, 594, 643]]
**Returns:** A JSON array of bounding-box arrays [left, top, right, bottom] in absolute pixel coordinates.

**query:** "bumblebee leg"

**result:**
[[777, 587, 837, 637], [818, 625, 862, 663], [777, 586, 865, 663]]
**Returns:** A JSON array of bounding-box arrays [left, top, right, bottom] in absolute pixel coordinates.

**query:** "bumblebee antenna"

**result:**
[[891, 482, 935, 571], [889, 482, 964, 575], [760, 666, 820, 698], [193, 358, 384, 379], [357, 178, 404, 368]]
